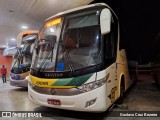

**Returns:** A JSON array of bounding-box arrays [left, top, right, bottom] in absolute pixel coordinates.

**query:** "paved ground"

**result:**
[[0, 74, 160, 120]]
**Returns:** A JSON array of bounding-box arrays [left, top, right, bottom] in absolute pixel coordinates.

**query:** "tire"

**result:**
[[117, 81, 125, 104]]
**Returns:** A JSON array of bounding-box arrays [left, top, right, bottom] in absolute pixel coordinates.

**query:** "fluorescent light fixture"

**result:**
[[21, 26, 28, 29], [11, 38, 16, 41], [3, 45, 7, 47]]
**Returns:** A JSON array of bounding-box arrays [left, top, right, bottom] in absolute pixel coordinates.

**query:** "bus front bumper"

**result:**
[[10, 77, 28, 88], [28, 84, 110, 112]]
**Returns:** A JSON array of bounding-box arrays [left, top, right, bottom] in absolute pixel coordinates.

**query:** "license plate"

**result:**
[[47, 99, 61, 106]]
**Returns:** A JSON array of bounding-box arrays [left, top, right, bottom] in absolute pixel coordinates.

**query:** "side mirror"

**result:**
[[100, 8, 111, 35]]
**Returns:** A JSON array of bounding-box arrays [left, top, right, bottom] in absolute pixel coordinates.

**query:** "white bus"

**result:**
[[10, 30, 38, 87], [28, 3, 136, 112]]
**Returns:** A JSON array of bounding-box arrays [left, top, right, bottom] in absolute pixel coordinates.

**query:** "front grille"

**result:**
[[30, 85, 84, 96]]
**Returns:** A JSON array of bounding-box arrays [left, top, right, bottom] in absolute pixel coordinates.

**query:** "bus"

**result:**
[[10, 30, 38, 87], [28, 3, 136, 112]]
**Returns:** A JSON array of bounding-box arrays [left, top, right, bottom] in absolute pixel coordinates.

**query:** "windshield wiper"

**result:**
[[37, 36, 57, 72], [64, 50, 77, 76]]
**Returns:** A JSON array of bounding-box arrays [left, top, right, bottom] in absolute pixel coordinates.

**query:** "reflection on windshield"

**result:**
[[57, 25, 101, 71], [31, 20, 61, 71], [35, 40, 56, 71], [32, 10, 101, 72]]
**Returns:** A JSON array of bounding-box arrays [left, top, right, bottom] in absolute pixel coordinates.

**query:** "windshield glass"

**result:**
[[31, 18, 61, 71], [31, 9, 101, 72], [11, 42, 34, 73]]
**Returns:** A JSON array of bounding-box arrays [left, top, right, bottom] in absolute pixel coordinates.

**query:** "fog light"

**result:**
[[85, 98, 97, 108]]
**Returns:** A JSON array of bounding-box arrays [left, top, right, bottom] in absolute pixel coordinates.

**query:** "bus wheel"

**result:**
[[117, 78, 125, 104]]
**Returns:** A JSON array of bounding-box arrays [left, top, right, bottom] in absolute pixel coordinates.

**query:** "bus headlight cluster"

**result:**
[[77, 77, 107, 92]]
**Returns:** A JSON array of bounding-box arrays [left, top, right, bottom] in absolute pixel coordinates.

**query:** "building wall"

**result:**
[[0, 49, 13, 77]]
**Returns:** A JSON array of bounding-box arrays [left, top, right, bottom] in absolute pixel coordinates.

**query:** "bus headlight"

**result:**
[[28, 80, 35, 88], [77, 77, 107, 92]]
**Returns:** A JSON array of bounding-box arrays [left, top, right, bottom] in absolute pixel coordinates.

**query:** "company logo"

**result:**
[[1, 112, 42, 118], [2, 112, 11, 117]]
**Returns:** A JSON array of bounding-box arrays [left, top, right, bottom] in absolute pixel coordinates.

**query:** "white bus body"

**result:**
[[28, 3, 136, 112]]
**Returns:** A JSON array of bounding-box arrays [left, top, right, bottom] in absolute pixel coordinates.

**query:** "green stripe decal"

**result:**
[[66, 73, 93, 86], [52, 73, 93, 86], [51, 78, 73, 86]]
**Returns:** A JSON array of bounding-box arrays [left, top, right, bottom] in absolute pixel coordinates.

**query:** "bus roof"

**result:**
[[17, 30, 38, 47], [45, 3, 118, 22]]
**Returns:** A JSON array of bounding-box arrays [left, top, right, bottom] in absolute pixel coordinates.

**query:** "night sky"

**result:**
[[91, 0, 160, 64]]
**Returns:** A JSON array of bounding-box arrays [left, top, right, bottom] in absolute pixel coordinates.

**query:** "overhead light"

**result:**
[[11, 38, 15, 41], [21, 26, 28, 29], [3, 45, 7, 48], [0, 45, 7, 48]]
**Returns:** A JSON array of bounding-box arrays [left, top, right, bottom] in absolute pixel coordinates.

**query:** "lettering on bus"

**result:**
[[36, 81, 48, 86], [44, 73, 63, 78]]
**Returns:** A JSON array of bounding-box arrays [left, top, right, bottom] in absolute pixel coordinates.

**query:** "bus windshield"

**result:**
[[12, 41, 34, 73], [32, 10, 102, 72]]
